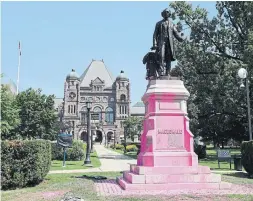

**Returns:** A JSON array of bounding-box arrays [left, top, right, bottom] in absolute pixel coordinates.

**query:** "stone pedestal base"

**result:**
[[117, 79, 231, 191], [116, 165, 231, 190]]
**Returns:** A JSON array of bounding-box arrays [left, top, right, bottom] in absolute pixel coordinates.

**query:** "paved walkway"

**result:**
[[49, 145, 245, 174], [49, 144, 136, 174]]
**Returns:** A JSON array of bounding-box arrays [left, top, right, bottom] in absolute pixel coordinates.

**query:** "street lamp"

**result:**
[[124, 126, 127, 154], [238, 67, 252, 141], [113, 129, 116, 149], [84, 100, 93, 166]]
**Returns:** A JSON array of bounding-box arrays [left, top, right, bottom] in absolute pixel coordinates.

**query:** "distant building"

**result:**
[[1, 79, 17, 95], [131, 102, 145, 117], [54, 60, 146, 143]]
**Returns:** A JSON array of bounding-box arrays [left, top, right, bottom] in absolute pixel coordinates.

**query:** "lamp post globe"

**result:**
[[238, 68, 247, 79]]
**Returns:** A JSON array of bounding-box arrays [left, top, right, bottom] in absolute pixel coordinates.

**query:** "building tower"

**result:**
[[63, 69, 80, 138], [114, 70, 130, 141]]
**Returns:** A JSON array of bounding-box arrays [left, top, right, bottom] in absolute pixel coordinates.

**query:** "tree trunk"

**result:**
[[221, 141, 224, 149]]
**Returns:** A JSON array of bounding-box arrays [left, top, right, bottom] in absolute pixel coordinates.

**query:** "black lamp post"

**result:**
[[238, 68, 252, 141], [124, 126, 127, 154], [113, 129, 116, 149], [84, 100, 93, 166], [90, 126, 94, 153]]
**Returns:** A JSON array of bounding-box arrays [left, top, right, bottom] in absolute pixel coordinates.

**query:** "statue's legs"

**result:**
[[159, 42, 166, 76], [164, 42, 172, 76], [165, 61, 171, 76]]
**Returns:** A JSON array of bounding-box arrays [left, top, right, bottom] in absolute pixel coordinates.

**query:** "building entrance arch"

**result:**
[[80, 131, 87, 142], [107, 131, 114, 143], [95, 130, 103, 142]]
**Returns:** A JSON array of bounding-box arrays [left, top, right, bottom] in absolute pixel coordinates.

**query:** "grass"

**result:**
[[50, 151, 101, 171], [109, 147, 243, 171], [2, 171, 253, 201], [112, 148, 138, 159]]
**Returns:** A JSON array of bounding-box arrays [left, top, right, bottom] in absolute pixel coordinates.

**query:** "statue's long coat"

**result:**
[[153, 19, 182, 62]]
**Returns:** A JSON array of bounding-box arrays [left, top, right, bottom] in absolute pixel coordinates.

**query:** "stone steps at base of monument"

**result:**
[[116, 177, 231, 191], [130, 164, 211, 175], [123, 171, 221, 184]]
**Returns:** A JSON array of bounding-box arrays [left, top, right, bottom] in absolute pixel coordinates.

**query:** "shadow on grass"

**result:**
[[223, 172, 249, 178]]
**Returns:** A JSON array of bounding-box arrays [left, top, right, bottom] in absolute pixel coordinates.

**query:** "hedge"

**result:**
[[1, 140, 51, 190], [241, 140, 253, 178], [51, 140, 85, 161], [126, 144, 138, 152], [110, 144, 124, 150]]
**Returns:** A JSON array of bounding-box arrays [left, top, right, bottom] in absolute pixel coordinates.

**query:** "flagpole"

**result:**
[[17, 41, 21, 94]]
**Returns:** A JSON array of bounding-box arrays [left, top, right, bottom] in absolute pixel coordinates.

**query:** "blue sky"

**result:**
[[2, 1, 217, 105]]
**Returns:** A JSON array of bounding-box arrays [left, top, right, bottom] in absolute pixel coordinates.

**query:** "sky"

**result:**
[[1, 1, 217, 105]]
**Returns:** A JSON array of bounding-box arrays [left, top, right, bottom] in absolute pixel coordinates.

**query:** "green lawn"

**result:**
[[111, 148, 138, 159], [50, 151, 101, 171], [110, 147, 243, 171], [2, 171, 253, 201]]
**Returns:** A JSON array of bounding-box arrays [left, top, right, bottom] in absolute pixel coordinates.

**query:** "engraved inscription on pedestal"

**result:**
[[156, 128, 184, 150]]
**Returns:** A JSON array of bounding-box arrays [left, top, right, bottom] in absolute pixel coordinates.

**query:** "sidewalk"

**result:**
[[49, 145, 246, 174], [49, 144, 136, 174]]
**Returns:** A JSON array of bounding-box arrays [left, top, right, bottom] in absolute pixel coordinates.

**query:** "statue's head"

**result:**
[[161, 8, 171, 19]]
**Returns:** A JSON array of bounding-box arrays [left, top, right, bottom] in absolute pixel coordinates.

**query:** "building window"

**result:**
[[74, 105, 76, 114], [105, 107, 114, 124], [80, 106, 87, 125], [120, 94, 126, 102], [93, 106, 102, 121], [68, 105, 70, 113]]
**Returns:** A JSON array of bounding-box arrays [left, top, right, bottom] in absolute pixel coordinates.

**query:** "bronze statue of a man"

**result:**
[[151, 8, 184, 76]]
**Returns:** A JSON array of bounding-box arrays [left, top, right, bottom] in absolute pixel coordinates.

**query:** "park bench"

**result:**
[[217, 149, 232, 169]]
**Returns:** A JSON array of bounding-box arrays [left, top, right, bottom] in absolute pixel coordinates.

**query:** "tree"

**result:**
[[123, 116, 143, 142], [15, 88, 58, 140], [169, 1, 253, 145], [0, 85, 20, 140]]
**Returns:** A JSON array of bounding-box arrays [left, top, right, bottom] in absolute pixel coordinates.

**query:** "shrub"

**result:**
[[194, 137, 207, 159], [51, 140, 85, 161], [68, 141, 85, 161], [1, 139, 51, 190], [126, 144, 138, 152], [241, 141, 253, 178], [110, 144, 124, 150]]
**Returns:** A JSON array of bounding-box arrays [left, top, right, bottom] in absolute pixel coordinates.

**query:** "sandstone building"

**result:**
[[55, 60, 144, 143]]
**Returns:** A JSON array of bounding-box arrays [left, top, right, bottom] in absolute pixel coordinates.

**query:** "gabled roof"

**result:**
[[80, 60, 114, 87], [132, 102, 145, 107], [131, 101, 145, 115]]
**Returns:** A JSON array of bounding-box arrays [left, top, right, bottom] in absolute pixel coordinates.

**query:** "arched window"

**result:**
[[93, 106, 102, 121], [105, 107, 114, 124], [120, 94, 126, 102], [81, 106, 87, 125]]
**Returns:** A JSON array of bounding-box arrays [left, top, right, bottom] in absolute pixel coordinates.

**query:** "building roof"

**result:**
[[132, 102, 145, 107], [80, 60, 114, 87], [116, 70, 128, 80], [130, 101, 145, 115], [66, 69, 79, 80]]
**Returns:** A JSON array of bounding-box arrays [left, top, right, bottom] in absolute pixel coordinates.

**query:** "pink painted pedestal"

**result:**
[[117, 78, 231, 191]]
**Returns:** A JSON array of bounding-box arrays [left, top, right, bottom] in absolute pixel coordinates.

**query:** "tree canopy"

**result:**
[[1, 85, 21, 140], [123, 116, 143, 142], [169, 1, 253, 145]]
